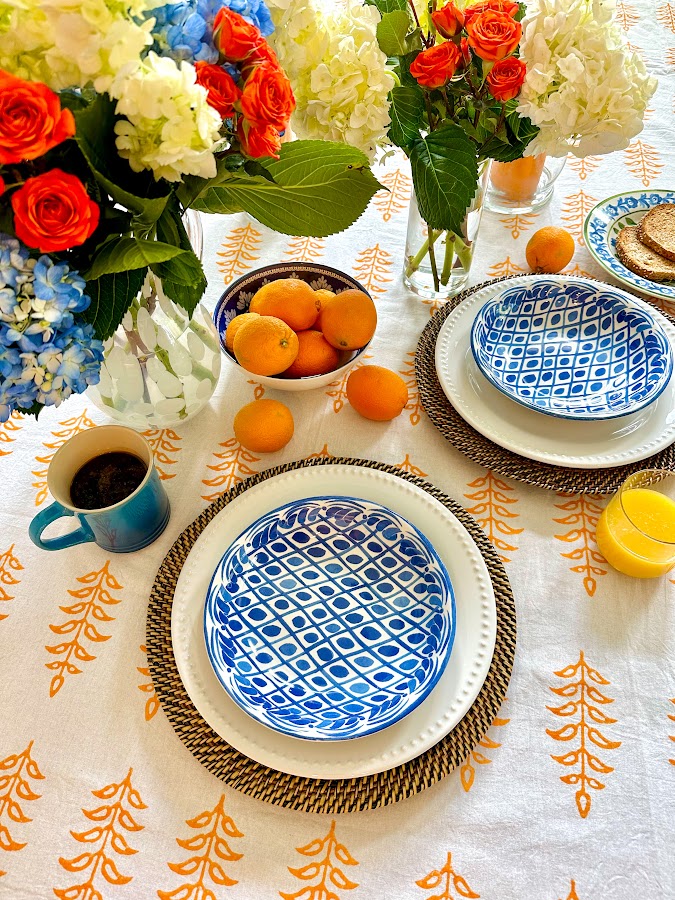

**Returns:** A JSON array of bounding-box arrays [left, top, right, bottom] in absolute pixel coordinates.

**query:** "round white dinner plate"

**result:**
[[171, 465, 497, 779], [435, 274, 675, 469]]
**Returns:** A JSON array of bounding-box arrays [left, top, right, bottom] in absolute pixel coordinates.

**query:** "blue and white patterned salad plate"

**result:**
[[584, 190, 675, 301], [470, 279, 673, 420], [203, 496, 456, 741]]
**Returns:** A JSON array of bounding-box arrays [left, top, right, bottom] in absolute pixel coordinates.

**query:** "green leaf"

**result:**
[[377, 9, 414, 57], [410, 122, 478, 233], [156, 202, 193, 253], [364, 0, 407, 12], [193, 140, 383, 237], [150, 250, 206, 317], [83, 268, 147, 340], [481, 107, 539, 162], [388, 84, 425, 150], [86, 237, 186, 280]]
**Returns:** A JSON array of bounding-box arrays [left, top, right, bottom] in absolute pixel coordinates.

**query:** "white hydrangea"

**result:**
[[266, 0, 394, 160], [517, 0, 657, 158], [0, 0, 158, 92], [110, 52, 221, 182]]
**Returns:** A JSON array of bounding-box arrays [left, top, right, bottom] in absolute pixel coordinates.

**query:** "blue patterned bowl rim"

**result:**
[[469, 277, 674, 421], [583, 189, 675, 301], [203, 495, 456, 741]]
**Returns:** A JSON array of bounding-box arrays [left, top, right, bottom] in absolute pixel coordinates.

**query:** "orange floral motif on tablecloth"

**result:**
[[465, 472, 522, 564], [0, 413, 23, 458], [201, 438, 260, 503], [396, 454, 428, 477], [325, 356, 372, 413], [422, 297, 444, 317], [0, 545, 22, 623], [548, 651, 621, 819], [373, 168, 412, 222], [624, 140, 663, 188], [416, 852, 479, 899], [563, 264, 596, 279], [284, 236, 326, 263], [352, 245, 393, 296], [137, 644, 159, 722], [0, 741, 44, 877], [45, 561, 123, 698], [500, 213, 538, 240], [560, 191, 597, 246], [667, 47, 675, 66], [158, 794, 243, 899], [33, 409, 97, 506], [487, 257, 526, 278], [216, 223, 261, 284], [143, 428, 182, 480], [668, 699, 675, 766], [616, 1, 639, 29], [399, 351, 422, 426], [54, 767, 146, 899], [247, 380, 265, 400], [280, 820, 358, 900], [567, 156, 601, 181], [558, 881, 580, 900], [553, 493, 607, 597], [305, 445, 334, 461], [460, 706, 510, 792], [658, 3, 675, 34]]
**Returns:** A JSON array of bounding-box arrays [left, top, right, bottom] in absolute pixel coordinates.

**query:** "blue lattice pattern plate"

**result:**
[[584, 190, 675, 302], [470, 278, 673, 420], [203, 496, 456, 741]]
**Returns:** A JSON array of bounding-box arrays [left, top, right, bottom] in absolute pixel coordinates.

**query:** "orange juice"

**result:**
[[490, 155, 547, 202], [596, 488, 675, 578]]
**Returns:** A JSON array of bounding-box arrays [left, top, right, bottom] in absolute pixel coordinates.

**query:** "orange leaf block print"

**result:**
[[325, 356, 372, 413], [667, 47, 675, 67], [284, 236, 326, 263], [45, 560, 123, 698], [487, 256, 526, 278], [247, 379, 265, 400], [373, 168, 412, 222], [624, 140, 663, 188], [560, 191, 597, 247], [0, 545, 23, 622], [553, 493, 607, 597], [548, 651, 621, 819], [352, 245, 393, 296], [55, 768, 146, 900], [567, 156, 601, 181], [397, 454, 428, 477], [201, 438, 259, 503], [416, 852, 479, 900], [280, 820, 358, 900], [216, 223, 261, 283], [158, 794, 243, 899], [305, 445, 334, 461], [0, 413, 23, 458], [459, 707, 510, 792], [668, 699, 675, 766], [137, 644, 159, 722], [500, 212, 538, 240], [399, 351, 422, 426], [615, 1, 639, 29], [465, 472, 522, 564], [143, 428, 182, 480], [559, 880, 580, 900], [33, 409, 97, 506], [658, 3, 675, 34], [0, 742, 44, 876]]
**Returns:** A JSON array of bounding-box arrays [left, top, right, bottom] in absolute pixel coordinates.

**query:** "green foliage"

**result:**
[[86, 236, 186, 280], [83, 268, 147, 340], [149, 250, 207, 317], [389, 84, 425, 151], [376, 10, 418, 57], [364, 0, 408, 13]]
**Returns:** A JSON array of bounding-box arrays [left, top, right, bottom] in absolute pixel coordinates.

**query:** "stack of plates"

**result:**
[[435, 275, 675, 469], [172, 465, 498, 778]]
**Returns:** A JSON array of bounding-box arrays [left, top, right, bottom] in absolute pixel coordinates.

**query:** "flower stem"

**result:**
[[441, 232, 455, 286], [427, 229, 441, 293], [405, 229, 442, 276]]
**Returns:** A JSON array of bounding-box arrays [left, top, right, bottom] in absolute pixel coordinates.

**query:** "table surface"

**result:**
[[2, 5, 674, 897]]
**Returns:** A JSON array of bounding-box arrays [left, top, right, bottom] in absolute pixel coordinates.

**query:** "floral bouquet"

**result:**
[[0, 0, 383, 421]]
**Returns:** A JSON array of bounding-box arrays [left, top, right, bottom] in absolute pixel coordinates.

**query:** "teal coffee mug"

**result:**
[[29, 425, 170, 553]]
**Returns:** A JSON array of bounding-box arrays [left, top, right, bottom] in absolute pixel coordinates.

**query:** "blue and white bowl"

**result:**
[[470, 278, 673, 420], [203, 496, 456, 741], [584, 189, 675, 302]]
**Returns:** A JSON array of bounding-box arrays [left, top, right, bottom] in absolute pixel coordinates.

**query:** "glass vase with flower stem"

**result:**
[[486, 153, 567, 214]]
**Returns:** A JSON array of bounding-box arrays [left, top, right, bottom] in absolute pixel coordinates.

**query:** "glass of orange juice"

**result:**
[[596, 469, 675, 578]]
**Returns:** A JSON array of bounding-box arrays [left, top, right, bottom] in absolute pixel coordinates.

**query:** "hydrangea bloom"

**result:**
[[110, 52, 221, 181], [266, 0, 393, 160], [0, 235, 104, 421], [517, 0, 657, 157]]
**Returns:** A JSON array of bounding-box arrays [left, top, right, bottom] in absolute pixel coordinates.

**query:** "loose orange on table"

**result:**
[[249, 278, 319, 331], [526, 226, 575, 274], [346, 365, 408, 421], [225, 312, 260, 353], [232, 315, 299, 376], [233, 399, 294, 453], [596, 488, 675, 578], [283, 330, 340, 378], [321, 289, 377, 350]]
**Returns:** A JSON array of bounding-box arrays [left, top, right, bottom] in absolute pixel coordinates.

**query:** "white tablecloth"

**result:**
[[1, 3, 674, 897]]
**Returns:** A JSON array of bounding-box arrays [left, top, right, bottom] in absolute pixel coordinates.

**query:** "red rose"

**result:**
[[464, 0, 519, 26], [431, 3, 465, 38], [0, 176, 4, 197], [0, 69, 75, 165], [240, 63, 295, 130], [11, 169, 99, 253], [237, 119, 281, 159], [195, 61, 241, 118], [487, 56, 526, 101], [213, 7, 263, 62], [466, 10, 522, 62], [409, 42, 463, 89]]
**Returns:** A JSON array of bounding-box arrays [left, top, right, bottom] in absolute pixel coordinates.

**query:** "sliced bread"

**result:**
[[615, 225, 675, 282], [637, 204, 675, 261]]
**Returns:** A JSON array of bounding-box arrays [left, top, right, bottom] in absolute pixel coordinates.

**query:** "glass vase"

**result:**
[[87, 212, 221, 429], [403, 162, 491, 302], [485, 154, 567, 214]]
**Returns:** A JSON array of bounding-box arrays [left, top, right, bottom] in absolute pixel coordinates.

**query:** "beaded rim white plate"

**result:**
[[435, 274, 675, 469], [171, 465, 497, 779]]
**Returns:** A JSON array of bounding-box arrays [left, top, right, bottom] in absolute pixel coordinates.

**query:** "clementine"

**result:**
[[249, 278, 318, 331], [233, 315, 299, 375], [234, 399, 294, 453], [346, 366, 409, 421], [283, 330, 340, 378], [225, 311, 260, 353], [313, 288, 336, 331], [320, 289, 376, 351], [525, 226, 575, 273]]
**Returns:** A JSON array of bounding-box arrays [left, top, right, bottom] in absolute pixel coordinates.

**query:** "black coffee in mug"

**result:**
[[69, 451, 147, 510]]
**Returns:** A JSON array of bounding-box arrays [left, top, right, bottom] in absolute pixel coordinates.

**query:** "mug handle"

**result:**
[[29, 501, 96, 551]]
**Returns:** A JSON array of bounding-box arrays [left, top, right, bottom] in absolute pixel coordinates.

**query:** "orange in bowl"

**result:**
[[233, 315, 299, 376], [249, 278, 319, 331], [225, 312, 260, 353], [321, 289, 377, 351], [313, 289, 336, 331], [283, 330, 340, 378]]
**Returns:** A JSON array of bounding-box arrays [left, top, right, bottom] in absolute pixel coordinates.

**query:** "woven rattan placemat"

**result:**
[[416, 275, 675, 494], [146, 457, 515, 814]]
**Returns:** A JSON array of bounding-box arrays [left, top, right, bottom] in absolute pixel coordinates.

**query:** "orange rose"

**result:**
[[11, 169, 99, 253], [240, 41, 280, 79], [213, 7, 262, 62], [195, 61, 241, 118], [464, 0, 519, 25], [487, 56, 526, 101], [460, 37, 472, 67], [431, 3, 465, 38], [239, 63, 295, 130], [466, 10, 521, 62], [0, 176, 4, 197], [237, 120, 282, 159], [409, 42, 463, 89], [0, 69, 75, 165]]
